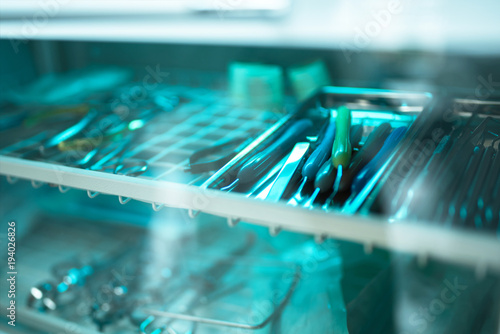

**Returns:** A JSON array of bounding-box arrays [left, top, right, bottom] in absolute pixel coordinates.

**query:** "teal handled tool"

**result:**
[[287, 112, 336, 205], [482, 145, 500, 227], [302, 106, 352, 208], [485, 152, 500, 228], [351, 126, 407, 196], [302, 115, 336, 179], [338, 122, 392, 192], [461, 145, 495, 226], [341, 126, 408, 214], [349, 124, 364, 149], [289, 112, 368, 206], [221, 118, 313, 191]]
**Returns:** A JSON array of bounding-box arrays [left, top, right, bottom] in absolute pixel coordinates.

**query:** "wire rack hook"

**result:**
[[58, 185, 70, 193], [188, 209, 200, 219], [269, 226, 281, 237], [314, 234, 326, 244], [6, 175, 18, 184], [87, 190, 100, 198], [152, 203, 164, 212], [31, 180, 44, 188], [118, 196, 131, 205], [227, 217, 240, 227]]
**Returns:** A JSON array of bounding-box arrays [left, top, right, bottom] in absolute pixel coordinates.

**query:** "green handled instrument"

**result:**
[[331, 105, 352, 168]]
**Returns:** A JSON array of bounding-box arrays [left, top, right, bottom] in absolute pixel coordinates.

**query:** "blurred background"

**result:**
[[1, 1, 500, 333]]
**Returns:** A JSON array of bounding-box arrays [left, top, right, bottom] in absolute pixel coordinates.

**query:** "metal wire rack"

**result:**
[[1, 85, 500, 277]]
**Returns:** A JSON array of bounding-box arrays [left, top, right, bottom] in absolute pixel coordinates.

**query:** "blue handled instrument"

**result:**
[[221, 118, 313, 191], [351, 126, 408, 196]]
